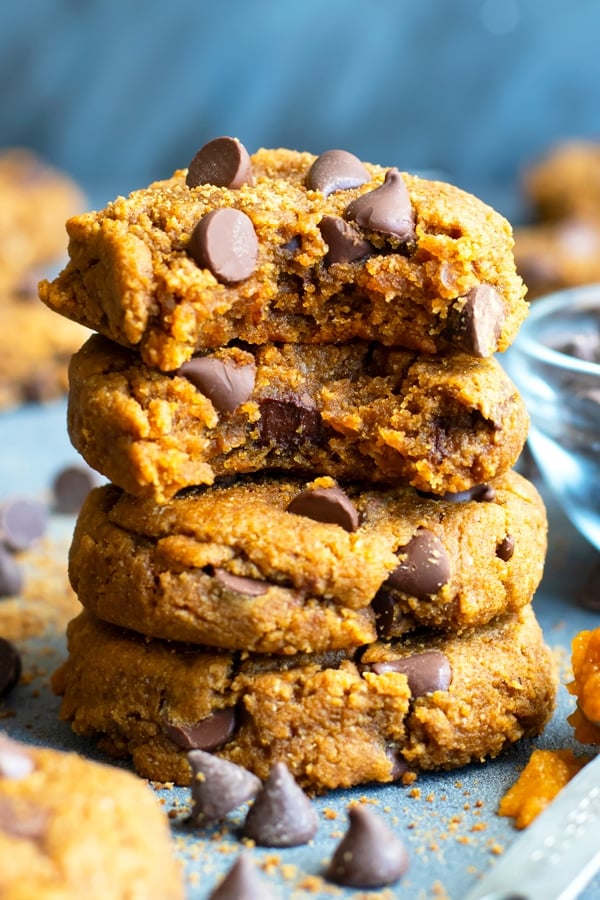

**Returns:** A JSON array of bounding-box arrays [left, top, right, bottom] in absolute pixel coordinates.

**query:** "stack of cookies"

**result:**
[[41, 138, 557, 792]]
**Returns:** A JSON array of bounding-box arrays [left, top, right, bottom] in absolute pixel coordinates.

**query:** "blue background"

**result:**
[[1, 0, 598, 221]]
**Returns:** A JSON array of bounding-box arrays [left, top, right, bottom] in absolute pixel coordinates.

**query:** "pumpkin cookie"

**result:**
[[39, 140, 527, 370], [51, 605, 557, 791], [67, 334, 529, 501], [0, 733, 183, 899], [68, 470, 547, 652]]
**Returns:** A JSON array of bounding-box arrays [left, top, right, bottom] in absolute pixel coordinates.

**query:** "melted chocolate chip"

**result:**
[[287, 486, 359, 532], [0, 545, 23, 598], [188, 208, 258, 284], [258, 397, 324, 449], [209, 853, 276, 900], [370, 650, 452, 696], [448, 284, 505, 357], [163, 708, 236, 751], [0, 735, 34, 779], [345, 168, 416, 241], [417, 483, 496, 504], [318, 215, 374, 265], [52, 465, 97, 514], [385, 747, 408, 780], [0, 497, 47, 552], [213, 569, 268, 597], [187, 750, 261, 827], [243, 761, 319, 847], [186, 137, 254, 189], [306, 149, 370, 197], [496, 534, 515, 561], [326, 805, 410, 888], [371, 590, 395, 640], [0, 638, 21, 698], [386, 529, 451, 598], [178, 357, 256, 413]]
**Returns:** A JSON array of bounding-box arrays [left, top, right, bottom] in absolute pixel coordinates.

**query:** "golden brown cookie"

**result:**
[[0, 148, 84, 294], [51, 605, 557, 792], [67, 334, 529, 501], [39, 142, 527, 370], [0, 733, 183, 899], [68, 470, 547, 652], [514, 218, 600, 300], [521, 141, 600, 223]]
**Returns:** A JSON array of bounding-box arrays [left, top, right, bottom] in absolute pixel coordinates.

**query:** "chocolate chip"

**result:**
[[208, 853, 276, 900], [0, 735, 34, 779], [188, 208, 258, 284], [345, 168, 416, 241], [496, 534, 515, 561], [243, 761, 319, 847], [385, 747, 408, 780], [385, 529, 451, 598], [287, 486, 359, 532], [325, 805, 410, 888], [186, 137, 254, 190], [213, 569, 268, 597], [0, 497, 47, 552], [258, 397, 324, 449], [0, 546, 23, 598], [306, 149, 370, 197], [318, 215, 374, 265], [0, 639, 21, 698], [418, 483, 497, 503], [447, 284, 505, 357], [52, 465, 97, 514], [163, 708, 236, 751], [371, 590, 395, 640], [370, 650, 452, 696], [178, 357, 255, 413], [187, 750, 261, 827]]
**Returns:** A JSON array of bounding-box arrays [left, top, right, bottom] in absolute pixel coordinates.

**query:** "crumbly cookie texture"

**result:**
[[0, 734, 184, 899], [67, 470, 547, 652], [67, 334, 529, 501], [51, 606, 557, 792], [0, 288, 88, 408], [39, 144, 527, 370], [0, 148, 84, 293]]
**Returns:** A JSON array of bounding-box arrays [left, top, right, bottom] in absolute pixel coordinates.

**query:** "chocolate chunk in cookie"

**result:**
[[286, 485, 359, 532], [177, 356, 255, 413], [447, 284, 505, 357], [368, 650, 452, 696], [188, 208, 258, 284], [385, 529, 451, 599], [162, 709, 237, 751]]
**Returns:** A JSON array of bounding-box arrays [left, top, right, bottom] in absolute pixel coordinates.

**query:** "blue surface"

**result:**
[[0, 400, 599, 898]]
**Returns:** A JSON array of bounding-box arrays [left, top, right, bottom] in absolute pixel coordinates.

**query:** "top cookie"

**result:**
[[39, 139, 527, 370]]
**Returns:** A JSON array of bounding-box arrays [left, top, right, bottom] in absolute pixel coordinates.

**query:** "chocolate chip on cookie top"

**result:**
[[385, 528, 451, 598], [187, 207, 259, 284], [177, 355, 256, 413], [345, 167, 416, 242], [186, 136, 254, 189], [367, 650, 453, 697], [306, 148, 370, 196]]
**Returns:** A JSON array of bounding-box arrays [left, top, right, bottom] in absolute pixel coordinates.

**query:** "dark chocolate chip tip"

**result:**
[[345, 167, 416, 242], [242, 761, 319, 847]]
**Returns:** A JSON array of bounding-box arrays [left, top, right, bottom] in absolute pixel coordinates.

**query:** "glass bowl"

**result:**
[[503, 284, 600, 552]]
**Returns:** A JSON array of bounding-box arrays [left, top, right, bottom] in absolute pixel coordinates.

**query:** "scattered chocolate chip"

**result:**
[[326, 805, 410, 888], [496, 534, 515, 561], [258, 397, 324, 449], [385, 529, 451, 598], [0, 734, 33, 779], [345, 168, 416, 241], [187, 750, 261, 827], [188, 208, 258, 284], [208, 853, 276, 900], [418, 483, 496, 503], [186, 137, 254, 189], [385, 747, 408, 780], [447, 284, 505, 357], [0, 497, 47, 552], [0, 639, 21, 698], [163, 708, 236, 751], [243, 761, 319, 847], [0, 796, 48, 840], [287, 486, 359, 532], [178, 357, 256, 413], [0, 546, 23, 598], [371, 590, 395, 640], [51, 464, 97, 514], [369, 650, 452, 696], [318, 215, 374, 265], [213, 569, 268, 597], [306, 149, 370, 197]]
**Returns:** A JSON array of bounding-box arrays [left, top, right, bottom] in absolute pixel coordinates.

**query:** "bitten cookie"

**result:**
[[68, 470, 547, 652], [51, 606, 557, 791], [67, 334, 529, 501], [39, 140, 527, 370], [0, 733, 183, 899]]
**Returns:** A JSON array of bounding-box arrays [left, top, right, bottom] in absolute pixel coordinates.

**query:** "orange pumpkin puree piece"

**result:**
[[498, 748, 588, 829]]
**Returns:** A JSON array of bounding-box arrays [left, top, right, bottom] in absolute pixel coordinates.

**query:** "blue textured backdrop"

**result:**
[[1, 0, 598, 220]]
